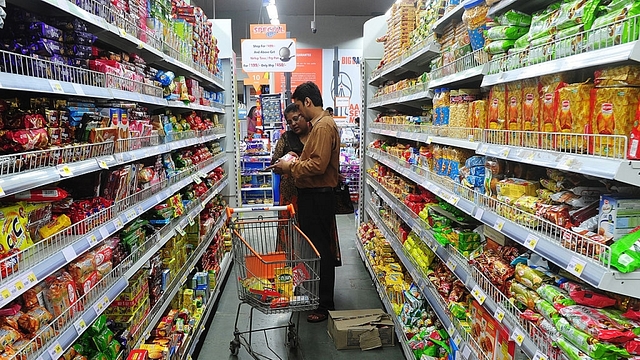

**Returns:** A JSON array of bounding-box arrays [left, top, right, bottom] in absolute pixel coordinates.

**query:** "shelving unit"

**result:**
[[361, 3, 640, 360], [0, 0, 238, 356]]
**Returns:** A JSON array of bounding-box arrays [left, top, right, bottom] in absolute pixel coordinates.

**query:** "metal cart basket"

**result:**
[[226, 205, 321, 359]]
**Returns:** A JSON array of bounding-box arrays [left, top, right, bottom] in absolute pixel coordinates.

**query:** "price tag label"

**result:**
[[511, 327, 525, 346], [155, 195, 163, 204], [62, 246, 76, 262], [468, 134, 475, 142], [471, 285, 486, 305], [97, 159, 109, 169], [93, 301, 105, 314], [493, 218, 505, 231], [453, 333, 462, 347], [499, 147, 510, 158], [525, 234, 539, 250], [102, 295, 110, 307], [460, 344, 472, 360], [188, 216, 195, 226], [57, 164, 73, 177], [566, 256, 587, 277], [126, 210, 137, 222], [13, 280, 24, 292], [557, 155, 581, 171], [137, 205, 144, 214], [450, 196, 460, 206], [176, 227, 186, 236], [426, 136, 433, 144], [74, 318, 87, 333], [72, 83, 85, 96], [532, 351, 548, 360], [181, 274, 188, 284], [494, 307, 506, 323], [118, 28, 127, 37], [0, 186, 5, 197], [446, 259, 457, 272], [478, 144, 489, 154], [0, 289, 10, 299], [137, 41, 144, 49], [114, 218, 123, 228], [447, 323, 455, 336], [200, 202, 206, 211], [193, 174, 202, 184], [47, 342, 64, 358], [99, 227, 109, 239], [474, 208, 484, 220], [49, 80, 64, 94], [23, 272, 37, 287]]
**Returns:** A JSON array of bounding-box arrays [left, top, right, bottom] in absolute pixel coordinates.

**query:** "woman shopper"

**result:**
[[271, 103, 310, 213], [246, 106, 258, 139]]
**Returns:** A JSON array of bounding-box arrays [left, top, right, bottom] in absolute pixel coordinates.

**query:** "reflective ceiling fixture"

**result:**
[[266, 0, 279, 24]]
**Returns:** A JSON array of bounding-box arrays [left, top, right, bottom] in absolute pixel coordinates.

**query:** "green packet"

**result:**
[[537, 284, 576, 307], [485, 39, 517, 55], [495, 9, 532, 27], [600, 229, 640, 273], [487, 26, 529, 41], [535, 298, 560, 324], [552, 0, 601, 31], [555, 318, 630, 358], [514, 34, 529, 48]]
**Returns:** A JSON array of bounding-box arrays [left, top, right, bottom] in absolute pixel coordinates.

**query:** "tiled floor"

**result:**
[[193, 214, 406, 360]]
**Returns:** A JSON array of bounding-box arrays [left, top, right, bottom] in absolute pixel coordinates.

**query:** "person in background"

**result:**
[[246, 106, 258, 139], [326, 107, 334, 116], [269, 82, 340, 323], [271, 103, 310, 214]]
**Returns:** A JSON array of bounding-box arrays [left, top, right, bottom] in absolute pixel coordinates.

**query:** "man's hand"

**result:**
[[266, 159, 292, 175]]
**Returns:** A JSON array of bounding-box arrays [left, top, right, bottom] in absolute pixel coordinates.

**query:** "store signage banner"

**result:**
[[322, 49, 362, 126], [249, 24, 287, 39], [274, 48, 323, 95], [241, 39, 297, 72]]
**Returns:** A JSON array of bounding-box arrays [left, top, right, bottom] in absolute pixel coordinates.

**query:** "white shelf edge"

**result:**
[[370, 127, 480, 151], [428, 63, 487, 89]]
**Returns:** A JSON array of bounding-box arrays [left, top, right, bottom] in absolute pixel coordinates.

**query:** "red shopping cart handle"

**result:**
[[226, 204, 295, 218]]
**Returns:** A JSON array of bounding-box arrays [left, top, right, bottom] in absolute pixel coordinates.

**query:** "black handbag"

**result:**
[[334, 181, 354, 214]]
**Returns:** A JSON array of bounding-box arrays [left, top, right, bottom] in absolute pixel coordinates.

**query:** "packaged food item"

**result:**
[[38, 214, 72, 239], [514, 263, 549, 290], [587, 2, 640, 50], [560, 281, 617, 308], [522, 78, 541, 148], [506, 81, 523, 145], [462, 0, 489, 52], [93, 328, 114, 352], [540, 178, 563, 192], [44, 271, 78, 321], [591, 87, 640, 158], [468, 100, 487, 129], [555, 318, 630, 358], [0, 311, 22, 330], [486, 85, 507, 140], [0, 325, 20, 347], [528, 5, 561, 41], [540, 76, 567, 149], [510, 281, 540, 309], [595, 65, 640, 88], [556, 82, 594, 152], [495, 10, 532, 27], [69, 252, 96, 284], [514, 195, 540, 214], [485, 39, 516, 54], [497, 178, 539, 198], [0, 204, 33, 255], [487, 26, 529, 41], [602, 227, 640, 273], [535, 298, 560, 324], [551, 0, 601, 31], [556, 336, 594, 360], [559, 305, 637, 343], [17, 306, 52, 333]]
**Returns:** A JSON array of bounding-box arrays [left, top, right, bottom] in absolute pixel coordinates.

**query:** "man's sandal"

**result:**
[[307, 312, 328, 323]]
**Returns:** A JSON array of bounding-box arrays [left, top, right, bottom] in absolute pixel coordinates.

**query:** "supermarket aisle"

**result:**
[[194, 214, 406, 360]]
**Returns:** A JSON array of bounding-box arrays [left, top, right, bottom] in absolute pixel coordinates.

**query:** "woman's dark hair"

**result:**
[[292, 82, 323, 107], [247, 106, 257, 119], [284, 103, 298, 115]]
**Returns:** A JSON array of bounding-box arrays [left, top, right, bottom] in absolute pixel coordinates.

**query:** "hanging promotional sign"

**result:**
[[322, 49, 362, 125], [249, 24, 287, 39], [274, 48, 323, 94], [241, 39, 297, 72]]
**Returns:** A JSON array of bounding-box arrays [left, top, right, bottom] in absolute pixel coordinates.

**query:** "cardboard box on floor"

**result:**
[[327, 309, 395, 350]]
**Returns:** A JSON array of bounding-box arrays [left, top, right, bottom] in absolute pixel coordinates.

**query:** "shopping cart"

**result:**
[[226, 205, 321, 359]]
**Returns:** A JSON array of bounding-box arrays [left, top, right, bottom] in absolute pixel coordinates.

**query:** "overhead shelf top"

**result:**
[[429, 63, 488, 89], [369, 41, 440, 86], [369, 126, 481, 151], [368, 88, 433, 110], [487, 0, 559, 17], [482, 41, 640, 87], [432, 1, 469, 35], [16, 0, 225, 91]]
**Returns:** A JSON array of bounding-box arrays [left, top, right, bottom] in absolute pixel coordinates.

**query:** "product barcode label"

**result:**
[[566, 256, 587, 277], [97, 159, 109, 169], [176, 227, 186, 236], [73, 318, 87, 333], [57, 164, 73, 177], [493, 218, 505, 231], [532, 351, 548, 360], [447, 323, 455, 336], [511, 327, 525, 346], [471, 286, 486, 305], [47, 342, 63, 358], [494, 307, 506, 323], [49, 80, 64, 94], [524, 234, 539, 250]]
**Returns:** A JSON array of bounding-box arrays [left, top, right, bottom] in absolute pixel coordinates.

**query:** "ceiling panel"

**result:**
[[210, 0, 392, 17]]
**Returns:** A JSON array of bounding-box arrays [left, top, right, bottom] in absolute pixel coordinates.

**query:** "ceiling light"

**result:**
[[266, 4, 278, 19], [270, 18, 280, 25]]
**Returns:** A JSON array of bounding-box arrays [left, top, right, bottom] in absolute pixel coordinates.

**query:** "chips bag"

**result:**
[[556, 82, 594, 152], [0, 204, 33, 255], [486, 85, 507, 144], [590, 87, 640, 158]]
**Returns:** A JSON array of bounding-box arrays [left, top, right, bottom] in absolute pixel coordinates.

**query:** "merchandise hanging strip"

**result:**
[[366, 174, 553, 360], [0, 128, 225, 197], [20, 174, 230, 360], [0, 153, 228, 310], [361, 204, 486, 360], [365, 147, 638, 298]]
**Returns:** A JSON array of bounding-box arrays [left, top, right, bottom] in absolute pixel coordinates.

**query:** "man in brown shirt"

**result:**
[[269, 81, 340, 322]]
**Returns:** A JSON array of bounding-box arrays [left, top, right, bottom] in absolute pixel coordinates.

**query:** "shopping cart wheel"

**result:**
[[286, 326, 299, 349], [230, 338, 240, 356]]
